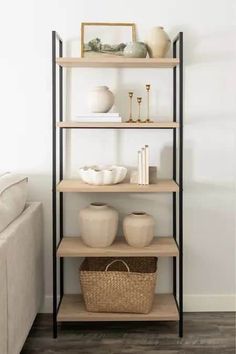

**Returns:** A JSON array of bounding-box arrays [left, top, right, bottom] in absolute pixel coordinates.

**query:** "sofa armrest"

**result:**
[[0, 202, 43, 354]]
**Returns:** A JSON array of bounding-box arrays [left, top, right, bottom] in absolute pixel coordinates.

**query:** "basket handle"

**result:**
[[105, 259, 130, 272]]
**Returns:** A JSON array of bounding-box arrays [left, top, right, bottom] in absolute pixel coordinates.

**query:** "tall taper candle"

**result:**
[[145, 145, 149, 184], [141, 147, 145, 184], [138, 151, 142, 185]]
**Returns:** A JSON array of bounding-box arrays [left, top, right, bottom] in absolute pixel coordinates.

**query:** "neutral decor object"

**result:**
[[75, 113, 122, 122], [80, 257, 157, 313], [52, 30, 184, 337], [123, 212, 155, 247], [130, 166, 158, 184], [137, 145, 149, 185], [146, 26, 171, 58], [126, 91, 134, 122], [81, 22, 136, 57], [79, 203, 118, 248], [79, 165, 127, 185], [87, 86, 114, 113], [124, 42, 147, 58]]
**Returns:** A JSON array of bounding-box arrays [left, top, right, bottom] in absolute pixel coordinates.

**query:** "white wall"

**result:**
[[0, 0, 235, 312]]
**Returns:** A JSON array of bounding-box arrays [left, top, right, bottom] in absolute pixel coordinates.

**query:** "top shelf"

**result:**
[[56, 57, 180, 68]]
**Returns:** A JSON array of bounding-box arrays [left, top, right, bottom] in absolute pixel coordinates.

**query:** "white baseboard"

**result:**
[[40, 294, 236, 313], [184, 294, 236, 312]]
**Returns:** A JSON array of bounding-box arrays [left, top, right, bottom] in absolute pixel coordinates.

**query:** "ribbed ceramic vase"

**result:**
[[123, 212, 155, 248], [87, 86, 114, 113], [146, 26, 171, 58], [79, 203, 118, 247]]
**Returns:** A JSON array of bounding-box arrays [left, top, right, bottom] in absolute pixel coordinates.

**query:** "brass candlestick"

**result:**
[[126, 92, 134, 122], [145, 84, 152, 123], [137, 97, 142, 122]]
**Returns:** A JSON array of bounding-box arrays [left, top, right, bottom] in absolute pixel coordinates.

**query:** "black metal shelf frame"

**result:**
[[52, 30, 183, 338]]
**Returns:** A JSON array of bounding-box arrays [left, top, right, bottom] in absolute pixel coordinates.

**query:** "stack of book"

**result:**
[[138, 145, 149, 185], [75, 113, 122, 122]]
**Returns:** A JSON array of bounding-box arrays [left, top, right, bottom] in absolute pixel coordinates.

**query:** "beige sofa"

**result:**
[[0, 202, 43, 354]]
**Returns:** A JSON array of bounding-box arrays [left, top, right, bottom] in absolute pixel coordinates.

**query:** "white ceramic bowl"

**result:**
[[79, 165, 127, 185]]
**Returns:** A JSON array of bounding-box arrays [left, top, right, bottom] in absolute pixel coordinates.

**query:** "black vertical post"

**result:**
[[52, 30, 57, 338], [178, 31, 184, 338], [59, 39, 64, 300], [173, 40, 177, 299]]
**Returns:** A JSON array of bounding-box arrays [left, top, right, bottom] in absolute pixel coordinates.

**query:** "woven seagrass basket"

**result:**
[[80, 257, 158, 314]]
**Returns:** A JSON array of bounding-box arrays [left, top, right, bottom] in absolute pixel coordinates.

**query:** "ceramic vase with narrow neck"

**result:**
[[123, 212, 155, 248], [87, 86, 115, 113], [79, 203, 118, 247], [146, 26, 171, 58]]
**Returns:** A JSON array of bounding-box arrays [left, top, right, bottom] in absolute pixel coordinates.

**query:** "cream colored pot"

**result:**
[[146, 26, 171, 58], [79, 203, 118, 247], [123, 212, 155, 247], [87, 86, 114, 113]]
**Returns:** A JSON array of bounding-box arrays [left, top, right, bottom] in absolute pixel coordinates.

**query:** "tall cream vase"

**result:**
[[146, 26, 171, 58], [123, 212, 155, 248], [79, 203, 118, 248]]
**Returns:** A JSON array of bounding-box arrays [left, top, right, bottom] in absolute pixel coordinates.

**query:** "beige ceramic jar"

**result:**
[[123, 212, 155, 248], [79, 203, 118, 247], [146, 26, 171, 58]]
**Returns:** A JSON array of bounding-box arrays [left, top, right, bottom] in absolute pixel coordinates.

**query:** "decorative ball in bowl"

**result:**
[[79, 165, 127, 185]]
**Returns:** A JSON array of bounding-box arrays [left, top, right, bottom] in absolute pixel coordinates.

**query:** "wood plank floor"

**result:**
[[21, 313, 235, 354]]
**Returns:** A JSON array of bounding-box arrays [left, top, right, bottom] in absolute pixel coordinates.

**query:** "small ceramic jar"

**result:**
[[123, 212, 155, 248], [124, 42, 147, 58], [79, 203, 118, 247], [87, 86, 114, 113]]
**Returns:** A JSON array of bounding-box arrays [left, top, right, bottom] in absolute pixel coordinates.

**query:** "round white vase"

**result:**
[[79, 202, 118, 247], [123, 212, 155, 248], [87, 86, 114, 113], [146, 26, 171, 58]]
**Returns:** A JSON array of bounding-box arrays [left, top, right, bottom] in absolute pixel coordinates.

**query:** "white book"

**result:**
[[138, 151, 142, 185], [76, 113, 120, 117], [75, 116, 122, 123], [145, 145, 149, 185]]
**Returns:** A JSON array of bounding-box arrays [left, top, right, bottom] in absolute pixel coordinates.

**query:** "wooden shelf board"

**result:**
[[57, 237, 179, 257], [57, 179, 179, 193], [57, 121, 179, 129], [57, 294, 179, 322], [56, 57, 179, 68]]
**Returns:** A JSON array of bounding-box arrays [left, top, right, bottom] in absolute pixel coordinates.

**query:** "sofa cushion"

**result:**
[[0, 173, 28, 233]]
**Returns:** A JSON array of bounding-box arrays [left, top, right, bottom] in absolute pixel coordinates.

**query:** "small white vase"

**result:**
[[146, 26, 171, 58], [123, 212, 155, 248], [87, 86, 114, 113], [79, 203, 118, 247]]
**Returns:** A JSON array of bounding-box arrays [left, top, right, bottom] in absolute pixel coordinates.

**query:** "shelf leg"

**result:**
[[59, 34, 64, 301], [52, 30, 58, 339], [178, 31, 184, 338], [173, 31, 184, 338]]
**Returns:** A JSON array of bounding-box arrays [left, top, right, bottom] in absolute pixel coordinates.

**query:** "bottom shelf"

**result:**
[[57, 294, 179, 322]]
